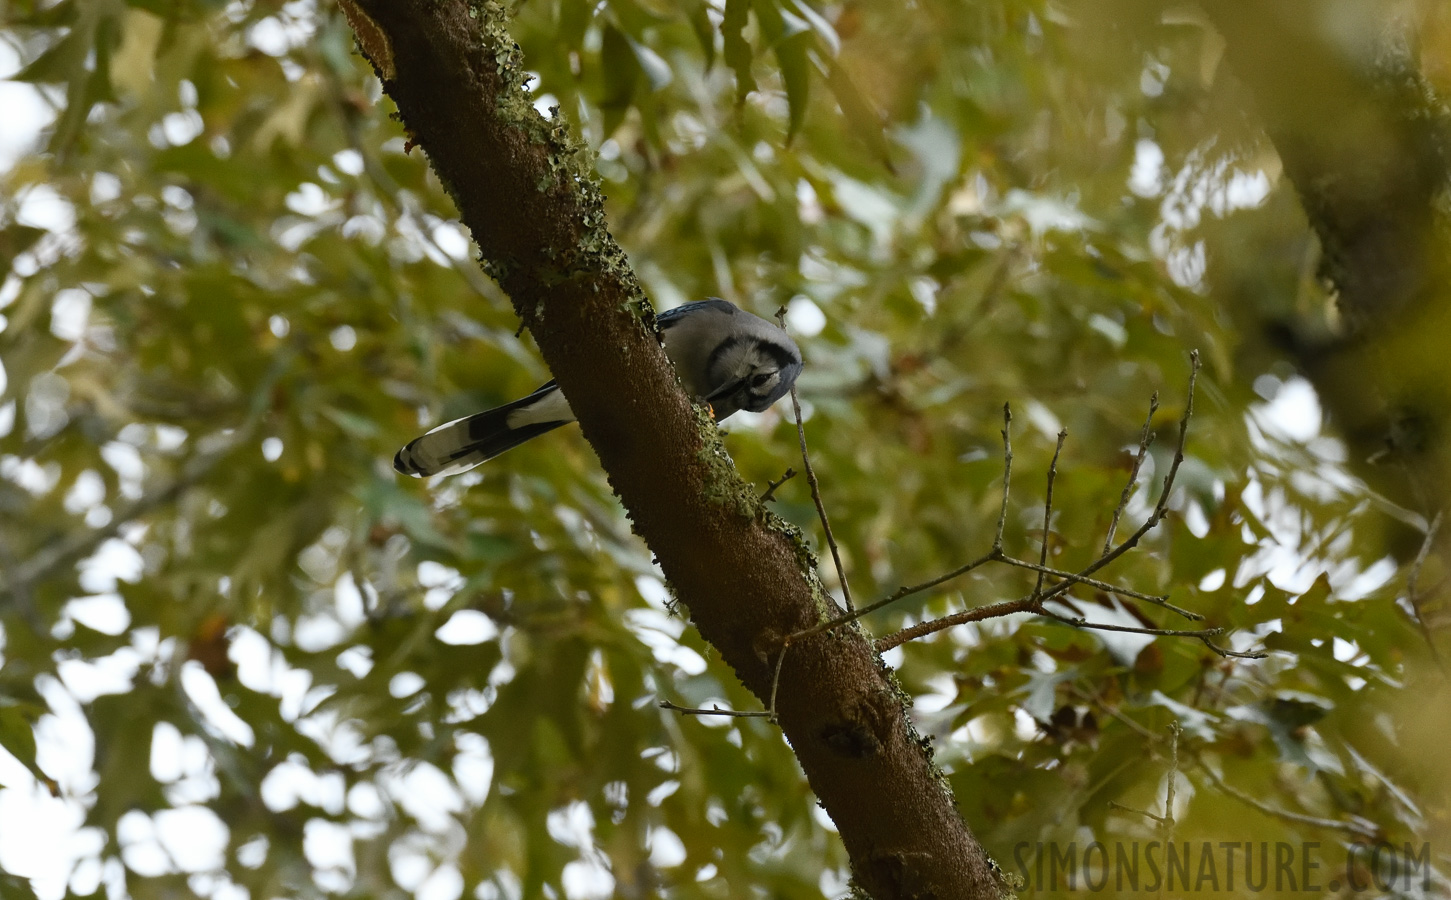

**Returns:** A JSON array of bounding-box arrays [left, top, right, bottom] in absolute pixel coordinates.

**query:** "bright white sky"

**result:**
[[0, 23, 1400, 900]]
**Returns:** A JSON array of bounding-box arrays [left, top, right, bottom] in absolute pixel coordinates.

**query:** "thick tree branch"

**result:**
[[1201, 3, 1451, 526], [1203, 3, 1446, 332], [341, 2, 1008, 896]]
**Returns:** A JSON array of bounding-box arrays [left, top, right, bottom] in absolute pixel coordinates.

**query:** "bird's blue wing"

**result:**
[[656, 297, 737, 329]]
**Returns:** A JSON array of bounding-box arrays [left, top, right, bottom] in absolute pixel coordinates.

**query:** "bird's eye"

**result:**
[[751, 372, 776, 389]]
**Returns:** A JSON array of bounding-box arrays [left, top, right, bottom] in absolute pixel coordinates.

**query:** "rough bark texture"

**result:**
[[340, 1, 1011, 896], [1202, 1, 1451, 533]]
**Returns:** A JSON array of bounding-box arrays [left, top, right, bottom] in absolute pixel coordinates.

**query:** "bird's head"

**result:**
[[704, 335, 802, 420]]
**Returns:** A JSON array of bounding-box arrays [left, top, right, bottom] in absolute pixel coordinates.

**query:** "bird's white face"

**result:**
[[705, 342, 801, 419]]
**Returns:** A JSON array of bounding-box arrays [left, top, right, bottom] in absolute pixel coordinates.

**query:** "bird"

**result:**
[[393, 298, 803, 477]]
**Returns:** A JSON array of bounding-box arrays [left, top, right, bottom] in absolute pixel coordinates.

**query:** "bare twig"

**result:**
[[993, 403, 1013, 553], [1103, 725, 1180, 832], [767, 644, 788, 723], [778, 308, 853, 613], [875, 596, 1036, 652], [1163, 722, 1180, 840], [792, 352, 1262, 661], [874, 598, 1262, 657], [1035, 352, 1201, 606], [657, 700, 773, 718], [1107, 800, 1171, 826], [1199, 636, 1266, 660], [762, 467, 797, 502], [1033, 430, 1068, 599], [1039, 610, 1218, 639], [997, 556, 1202, 620], [1194, 757, 1380, 838], [1104, 394, 1159, 554], [803, 548, 1200, 650], [789, 552, 998, 645], [1038, 608, 1266, 659], [1405, 510, 1445, 671], [1070, 684, 1162, 742], [660, 643, 791, 722], [788, 405, 1017, 640]]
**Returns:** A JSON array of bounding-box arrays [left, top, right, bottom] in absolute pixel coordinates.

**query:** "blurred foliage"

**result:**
[[0, 0, 1448, 898]]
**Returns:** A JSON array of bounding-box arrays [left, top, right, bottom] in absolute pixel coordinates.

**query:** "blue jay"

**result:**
[[394, 298, 803, 477]]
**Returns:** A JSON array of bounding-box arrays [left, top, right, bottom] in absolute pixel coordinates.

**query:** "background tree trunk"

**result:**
[[1201, 0, 1451, 549]]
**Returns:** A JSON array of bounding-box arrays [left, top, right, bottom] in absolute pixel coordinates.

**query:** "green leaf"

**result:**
[[775, 31, 811, 140], [0, 703, 42, 785], [629, 38, 672, 92], [42, 14, 120, 156], [558, 0, 594, 53], [0, 226, 46, 277], [682, 0, 716, 69], [599, 23, 640, 136], [750, 0, 780, 41], [722, 0, 755, 105], [123, 0, 192, 15], [11, 32, 86, 84], [783, 0, 838, 55], [604, 0, 665, 39], [822, 55, 894, 170]]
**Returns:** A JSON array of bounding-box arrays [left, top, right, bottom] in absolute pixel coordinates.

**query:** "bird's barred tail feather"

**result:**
[[393, 384, 570, 477]]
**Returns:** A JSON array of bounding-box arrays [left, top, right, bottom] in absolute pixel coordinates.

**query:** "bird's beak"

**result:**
[[705, 378, 745, 404]]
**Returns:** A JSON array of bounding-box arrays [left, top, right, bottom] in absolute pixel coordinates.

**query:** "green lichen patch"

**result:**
[[692, 404, 761, 519]]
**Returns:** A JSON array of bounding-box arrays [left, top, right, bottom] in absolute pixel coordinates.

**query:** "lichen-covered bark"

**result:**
[[341, 1, 1011, 896], [1202, 1, 1451, 534]]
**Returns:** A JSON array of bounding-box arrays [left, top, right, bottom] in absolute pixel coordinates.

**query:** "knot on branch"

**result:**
[[820, 688, 898, 759], [865, 849, 938, 899]]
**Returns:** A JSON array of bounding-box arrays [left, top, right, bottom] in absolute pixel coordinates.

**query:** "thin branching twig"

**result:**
[[657, 700, 773, 718], [1104, 394, 1158, 554], [993, 403, 1013, 553], [676, 352, 1260, 723], [874, 596, 1037, 652], [1107, 801, 1171, 827], [1037, 606, 1262, 659], [767, 644, 788, 723], [873, 597, 1256, 656], [996, 556, 1201, 620], [804, 351, 1262, 661], [1164, 723, 1180, 840], [660, 643, 790, 722], [778, 308, 854, 613], [1194, 756, 1380, 838], [762, 467, 796, 502], [1070, 685, 1162, 743], [789, 552, 999, 644], [1405, 510, 1445, 672], [1039, 352, 1201, 602], [1033, 429, 1067, 598]]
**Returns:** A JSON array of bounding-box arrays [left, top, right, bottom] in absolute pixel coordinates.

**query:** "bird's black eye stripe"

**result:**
[[757, 340, 799, 372]]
